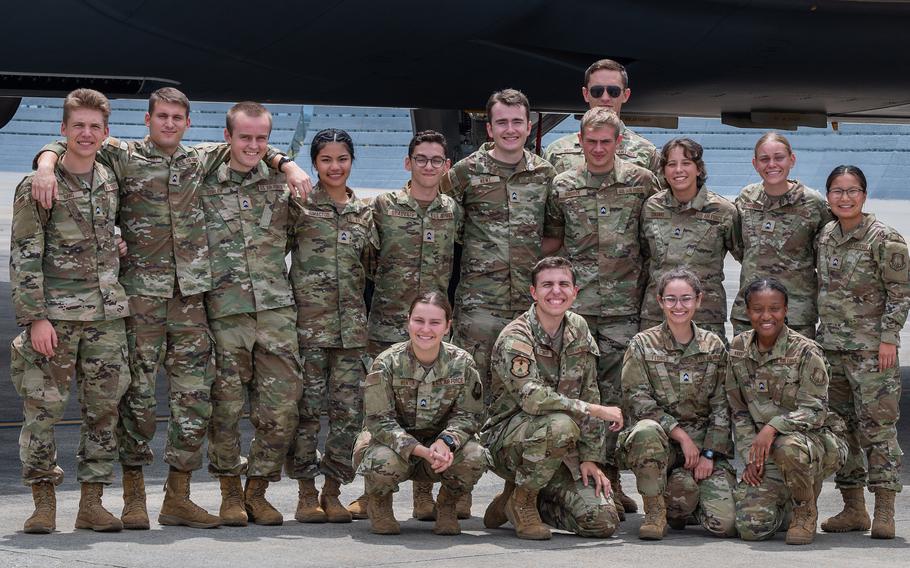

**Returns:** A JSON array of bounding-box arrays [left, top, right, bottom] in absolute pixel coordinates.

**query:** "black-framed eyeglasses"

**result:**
[[827, 187, 865, 199], [589, 84, 623, 98], [659, 295, 697, 307], [410, 155, 446, 168]]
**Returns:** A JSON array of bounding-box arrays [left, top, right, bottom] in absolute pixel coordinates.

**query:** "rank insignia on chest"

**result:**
[[510, 191, 519, 202], [419, 399, 428, 408], [599, 206, 608, 217], [338, 230, 351, 244], [510, 356, 531, 378], [241, 199, 252, 210], [680, 371, 692, 384], [762, 220, 775, 232], [830, 257, 840, 269], [424, 230, 435, 243], [170, 173, 180, 186], [95, 206, 102, 215], [757, 381, 768, 392], [672, 227, 683, 238]]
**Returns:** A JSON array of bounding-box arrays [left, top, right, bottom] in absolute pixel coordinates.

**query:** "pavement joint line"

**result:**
[[0, 547, 130, 568]]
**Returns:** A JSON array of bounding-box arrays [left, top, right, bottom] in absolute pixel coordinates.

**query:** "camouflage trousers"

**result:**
[[735, 429, 847, 541], [582, 315, 638, 468], [119, 293, 214, 471], [353, 430, 486, 496], [207, 307, 302, 480], [451, 305, 523, 404], [826, 349, 903, 492], [642, 319, 729, 346], [11, 319, 130, 485], [618, 419, 737, 537], [732, 319, 816, 340], [486, 411, 619, 537], [367, 340, 395, 360], [286, 346, 366, 484]]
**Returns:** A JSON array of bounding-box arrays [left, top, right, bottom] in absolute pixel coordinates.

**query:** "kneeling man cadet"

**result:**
[[11, 88, 131, 533], [481, 257, 623, 540]]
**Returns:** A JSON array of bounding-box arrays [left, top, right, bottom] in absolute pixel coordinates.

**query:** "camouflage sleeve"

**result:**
[[542, 181, 565, 240], [440, 159, 469, 202], [361, 209, 380, 280], [876, 232, 910, 345], [726, 206, 743, 263], [644, 171, 661, 198], [453, 200, 465, 245], [767, 346, 828, 434], [703, 349, 733, 455], [647, 146, 662, 179], [725, 358, 757, 463], [31, 140, 67, 171], [541, 140, 558, 167], [493, 335, 590, 420], [441, 356, 485, 448], [363, 358, 420, 461], [193, 143, 232, 176], [577, 350, 607, 463], [620, 341, 678, 434], [10, 178, 48, 326]]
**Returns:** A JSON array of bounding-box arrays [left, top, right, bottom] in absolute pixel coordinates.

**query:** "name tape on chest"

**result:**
[[616, 186, 646, 195], [470, 175, 501, 186], [302, 208, 334, 219], [694, 211, 726, 223], [562, 189, 588, 199], [429, 211, 455, 220], [387, 209, 418, 219]]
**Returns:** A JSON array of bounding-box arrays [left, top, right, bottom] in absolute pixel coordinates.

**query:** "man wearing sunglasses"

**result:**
[[544, 59, 660, 178]]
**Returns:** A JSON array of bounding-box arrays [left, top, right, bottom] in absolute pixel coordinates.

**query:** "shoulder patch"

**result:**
[[510, 356, 531, 378], [508, 339, 534, 357], [811, 366, 826, 386]]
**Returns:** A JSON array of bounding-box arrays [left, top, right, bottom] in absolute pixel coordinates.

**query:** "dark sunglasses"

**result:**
[[589, 84, 623, 98]]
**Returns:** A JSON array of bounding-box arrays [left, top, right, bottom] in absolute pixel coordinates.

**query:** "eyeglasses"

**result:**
[[588, 84, 623, 98], [659, 295, 697, 307], [410, 155, 446, 168], [827, 187, 865, 199]]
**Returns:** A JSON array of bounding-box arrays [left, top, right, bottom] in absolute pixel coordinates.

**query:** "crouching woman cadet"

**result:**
[[726, 277, 847, 545], [354, 291, 487, 536]]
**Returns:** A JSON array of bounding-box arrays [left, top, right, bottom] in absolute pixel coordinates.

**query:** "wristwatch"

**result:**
[[701, 449, 715, 460], [438, 433, 457, 453], [277, 155, 293, 171]]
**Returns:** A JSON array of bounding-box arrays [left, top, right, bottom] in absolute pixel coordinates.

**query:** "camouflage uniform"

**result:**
[[640, 187, 740, 340], [482, 306, 619, 537], [286, 185, 379, 484], [731, 181, 832, 338], [368, 182, 463, 353], [726, 327, 847, 540], [543, 122, 661, 177], [201, 162, 302, 481], [354, 342, 486, 495], [10, 164, 131, 485], [816, 214, 909, 493], [618, 322, 736, 537], [544, 160, 659, 466], [442, 143, 555, 393]]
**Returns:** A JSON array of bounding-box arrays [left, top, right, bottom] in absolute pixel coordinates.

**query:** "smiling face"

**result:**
[[224, 112, 271, 172], [827, 172, 867, 226], [663, 145, 700, 196], [530, 267, 578, 321], [746, 288, 788, 345], [61, 108, 108, 161], [405, 141, 449, 191], [658, 278, 702, 328], [146, 100, 190, 154], [753, 140, 795, 189], [485, 102, 531, 157], [313, 142, 353, 191], [408, 302, 451, 355]]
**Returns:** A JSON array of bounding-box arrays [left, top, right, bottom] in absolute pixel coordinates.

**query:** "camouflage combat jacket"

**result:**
[[816, 213, 910, 350], [726, 327, 832, 463], [732, 181, 832, 326], [443, 143, 554, 312], [544, 160, 659, 317], [543, 122, 661, 177], [369, 183, 463, 343], [482, 305, 605, 464], [11, 162, 129, 326], [363, 341, 484, 461], [290, 185, 378, 348], [640, 186, 740, 324], [621, 322, 732, 456], [200, 162, 296, 319]]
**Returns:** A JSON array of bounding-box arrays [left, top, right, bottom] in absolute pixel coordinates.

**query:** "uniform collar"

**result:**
[[311, 183, 362, 214], [665, 184, 710, 211], [140, 135, 190, 161], [216, 160, 269, 185], [658, 321, 709, 357], [746, 325, 792, 362], [833, 213, 876, 243], [55, 157, 113, 192], [527, 304, 579, 350], [758, 180, 805, 210], [394, 181, 442, 212], [475, 142, 539, 176], [404, 340, 450, 380]]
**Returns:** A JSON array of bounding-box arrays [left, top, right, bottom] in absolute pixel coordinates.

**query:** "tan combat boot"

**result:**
[[158, 470, 220, 528], [871, 488, 896, 539], [243, 477, 284, 526], [639, 495, 668, 540], [218, 475, 248, 527], [505, 485, 551, 540], [295, 479, 327, 523], [785, 484, 818, 545], [23, 481, 56, 534], [412, 481, 436, 520], [483, 479, 515, 529], [821, 487, 870, 532], [604, 465, 637, 516], [75, 483, 123, 532], [433, 486, 461, 536], [121, 466, 149, 530], [320, 477, 352, 523], [456, 491, 472, 519], [347, 494, 369, 520], [367, 491, 400, 535]]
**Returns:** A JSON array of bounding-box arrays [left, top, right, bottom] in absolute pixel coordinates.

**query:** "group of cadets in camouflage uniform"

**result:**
[[8, 53, 907, 544]]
